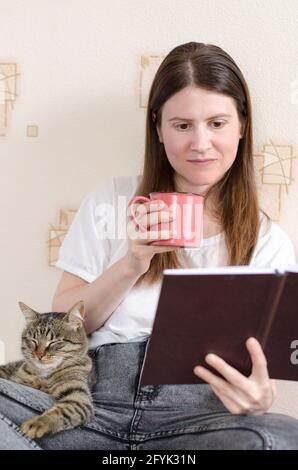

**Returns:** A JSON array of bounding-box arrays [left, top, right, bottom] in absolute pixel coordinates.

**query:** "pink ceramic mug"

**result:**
[[128, 192, 204, 248]]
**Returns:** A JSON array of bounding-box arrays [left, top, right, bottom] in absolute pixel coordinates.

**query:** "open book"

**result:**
[[140, 266, 298, 385]]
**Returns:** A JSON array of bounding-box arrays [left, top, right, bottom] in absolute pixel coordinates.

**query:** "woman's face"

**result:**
[[156, 86, 244, 195]]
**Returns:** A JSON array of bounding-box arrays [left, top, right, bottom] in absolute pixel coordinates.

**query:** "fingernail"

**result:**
[[248, 337, 257, 345], [206, 354, 216, 362]]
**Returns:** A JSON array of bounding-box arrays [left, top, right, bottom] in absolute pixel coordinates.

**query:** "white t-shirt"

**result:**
[[56, 175, 296, 349]]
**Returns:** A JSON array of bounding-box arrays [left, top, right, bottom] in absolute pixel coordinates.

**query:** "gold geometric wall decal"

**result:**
[[0, 63, 19, 136], [58, 209, 77, 228], [27, 125, 38, 137], [48, 209, 77, 267], [139, 54, 164, 108], [261, 142, 293, 188], [254, 141, 296, 221]]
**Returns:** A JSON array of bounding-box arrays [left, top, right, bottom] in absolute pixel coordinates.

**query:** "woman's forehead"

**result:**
[[161, 86, 237, 119]]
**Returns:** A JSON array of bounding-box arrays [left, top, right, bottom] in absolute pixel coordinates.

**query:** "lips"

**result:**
[[187, 159, 217, 165], [187, 159, 217, 162]]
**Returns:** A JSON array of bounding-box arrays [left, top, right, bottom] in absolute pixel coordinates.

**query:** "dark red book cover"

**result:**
[[140, 267, 298, 385]]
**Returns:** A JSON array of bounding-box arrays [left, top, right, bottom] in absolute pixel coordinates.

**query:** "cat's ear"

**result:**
[[18, 302, 39, 322], [65, 300, 85, 330]]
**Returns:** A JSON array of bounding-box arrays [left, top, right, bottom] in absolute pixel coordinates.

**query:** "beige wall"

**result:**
[[0, 0, 298, 417]]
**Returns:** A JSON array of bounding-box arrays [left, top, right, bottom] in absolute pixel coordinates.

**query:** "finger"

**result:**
[[138, 210, 174, 230], [193, 364, 232, 393], [246, 337, 270, 383], [203, 354, 250, 390], [128, 201, 165, 230], [195, 368, 255, 415], [146, 229, 176, 241], [133, 200, 166, 217], [270, 379, 277, 400], [127, 221, 175, 243], [149, 246, 180, 253], [147, 227, 175, 241], [210, 384, 237, 413], [211, 384, 248, 415]]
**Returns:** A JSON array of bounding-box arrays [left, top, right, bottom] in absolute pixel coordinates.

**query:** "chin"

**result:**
[[32, 357, 62, 369], [176, 171, 211, 185]]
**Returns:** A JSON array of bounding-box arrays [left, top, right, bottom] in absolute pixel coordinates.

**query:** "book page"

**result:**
[[163, 266, 276, 276]]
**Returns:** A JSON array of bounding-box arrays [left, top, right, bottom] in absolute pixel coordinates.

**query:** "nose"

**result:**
[[35, 347, 46, 360], [190, 125, 212, 153]]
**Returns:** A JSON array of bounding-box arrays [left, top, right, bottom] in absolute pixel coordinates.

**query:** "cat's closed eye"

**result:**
[[49, 341, 65, 350], [28, 339, 38, 348]]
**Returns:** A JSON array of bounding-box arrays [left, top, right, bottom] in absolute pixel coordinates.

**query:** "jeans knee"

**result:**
[[238, 413, 298, 450]]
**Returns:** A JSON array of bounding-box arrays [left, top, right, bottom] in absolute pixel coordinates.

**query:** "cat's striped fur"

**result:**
[[0, 301, 94, 439]]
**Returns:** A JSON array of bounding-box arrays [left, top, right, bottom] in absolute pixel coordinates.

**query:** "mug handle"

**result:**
[[128, 196, 151, 232]]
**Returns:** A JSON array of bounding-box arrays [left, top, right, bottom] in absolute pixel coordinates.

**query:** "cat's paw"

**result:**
[[20, 416, 52, 439]]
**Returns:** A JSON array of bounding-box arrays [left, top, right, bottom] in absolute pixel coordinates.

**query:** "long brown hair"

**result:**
[[134, 42, 260, 286]]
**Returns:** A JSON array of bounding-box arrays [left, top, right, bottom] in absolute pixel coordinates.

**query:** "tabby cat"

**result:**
[[0, 300, 94, 439]]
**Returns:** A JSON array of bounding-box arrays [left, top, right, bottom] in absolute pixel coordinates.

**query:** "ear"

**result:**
[[156, 125, 163, 143], [152, 111, 163, 143], [18, 302, 39, 323], [66, 300, 85, 330], [239, 121, 245, 139]]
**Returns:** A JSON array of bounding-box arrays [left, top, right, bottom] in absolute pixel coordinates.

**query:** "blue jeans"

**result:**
[[0, 340, 298, 450]]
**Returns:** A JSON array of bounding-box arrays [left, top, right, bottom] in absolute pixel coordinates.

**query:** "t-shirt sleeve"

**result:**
[[55, 189, 111, 283], [251, 220, 296, 268]]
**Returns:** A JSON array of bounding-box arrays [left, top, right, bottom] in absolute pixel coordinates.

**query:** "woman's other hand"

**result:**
[[193, 337, 276, 415]]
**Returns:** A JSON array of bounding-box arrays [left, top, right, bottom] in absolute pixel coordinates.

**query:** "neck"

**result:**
[[174, 174, 211, 197], [202, 210, 222, 238]]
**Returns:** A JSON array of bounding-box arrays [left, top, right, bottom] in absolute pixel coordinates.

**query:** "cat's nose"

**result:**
[[35, 348, 46, 360]]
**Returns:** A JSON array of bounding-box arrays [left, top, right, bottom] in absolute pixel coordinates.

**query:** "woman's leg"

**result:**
[[129, 340, 298, 450], [0, 412, 42, 450], [0, 342, 153, 450], [133, 412, 298, 450], [0, 378, 129, 450]]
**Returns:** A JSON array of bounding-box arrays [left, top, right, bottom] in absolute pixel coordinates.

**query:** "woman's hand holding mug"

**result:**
[[125, 198, 178, 276]]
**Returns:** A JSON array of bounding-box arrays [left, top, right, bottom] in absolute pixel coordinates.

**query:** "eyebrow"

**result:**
[[168, 114, 232, 122]]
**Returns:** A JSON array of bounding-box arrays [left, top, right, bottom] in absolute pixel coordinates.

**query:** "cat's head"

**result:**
[[18, 300, 88, 370]]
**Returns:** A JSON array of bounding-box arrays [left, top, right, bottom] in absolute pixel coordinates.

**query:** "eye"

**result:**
[[174, 122, 191, 131], [28, 339, 38, 348], [49, 340, 64, 349], [210, 121, 225, 129]]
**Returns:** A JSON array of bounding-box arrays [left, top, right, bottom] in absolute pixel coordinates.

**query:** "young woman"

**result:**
[[0, 42, 298, 450]]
